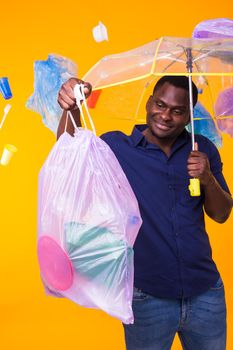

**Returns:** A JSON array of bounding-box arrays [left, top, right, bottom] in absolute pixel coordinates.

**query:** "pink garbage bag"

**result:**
[[38, 113, 142, 324]]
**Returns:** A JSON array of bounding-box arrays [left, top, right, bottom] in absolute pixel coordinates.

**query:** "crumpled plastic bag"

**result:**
[[186, 102, 222, 147], [37, 112, 142, 324], [26, 54, 77, 133], [65, 222, 134, 289], [193, 18, 233, 39], [192, 19, 233, 137], [214, 87, 233, 137]]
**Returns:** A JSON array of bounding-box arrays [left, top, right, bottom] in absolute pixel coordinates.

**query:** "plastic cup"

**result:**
[[38, 236, 74, 291], [92, 21, 108, 42], [0, 144, 17, 166], [0, 77, 13, 100], [87, 89, 102, 108]]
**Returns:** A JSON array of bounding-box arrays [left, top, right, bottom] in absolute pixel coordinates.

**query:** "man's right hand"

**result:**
[[57, 78, 92, 111]]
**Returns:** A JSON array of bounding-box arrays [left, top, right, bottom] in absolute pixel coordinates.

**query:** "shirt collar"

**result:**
[[130, 124, 191, 150], [130, 124, 148, 147]]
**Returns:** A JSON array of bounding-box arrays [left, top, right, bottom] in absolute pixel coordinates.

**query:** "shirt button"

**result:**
[[175, 232, 179, 237], [168, 184, 172, 189]]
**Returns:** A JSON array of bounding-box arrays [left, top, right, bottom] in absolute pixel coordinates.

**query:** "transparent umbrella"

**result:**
[[84, 36, 233, 128], [83, 36, 233, 195]]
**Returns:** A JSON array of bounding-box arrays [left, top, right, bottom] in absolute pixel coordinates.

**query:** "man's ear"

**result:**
[[185, 113, 191, 126], [146, 95, 153, 111]]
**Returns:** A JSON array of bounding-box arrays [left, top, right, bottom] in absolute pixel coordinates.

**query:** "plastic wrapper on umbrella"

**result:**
[[214, 87, 233, 137], [26, 54, 77, 133], [192, 19, 233, 137], [186, 102, 222, 147], [193, 18, 233, 39]]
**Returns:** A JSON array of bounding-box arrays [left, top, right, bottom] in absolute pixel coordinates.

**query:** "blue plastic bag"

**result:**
[[186, 102, 222, 148], [26, 54, 77, 133]]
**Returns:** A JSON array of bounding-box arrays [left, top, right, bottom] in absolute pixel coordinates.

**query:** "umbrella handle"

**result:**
[[189, 178, 201, 196]]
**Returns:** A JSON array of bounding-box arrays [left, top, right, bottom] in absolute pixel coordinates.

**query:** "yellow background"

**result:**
[[0, 1, 232, 349]]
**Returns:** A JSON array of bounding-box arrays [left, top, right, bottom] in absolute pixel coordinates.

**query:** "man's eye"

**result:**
[[156, 101, 164, 108], [173, 109, 183, 115]]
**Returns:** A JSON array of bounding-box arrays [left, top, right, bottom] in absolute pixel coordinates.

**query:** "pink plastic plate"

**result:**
[[38, 235, 74, 291]]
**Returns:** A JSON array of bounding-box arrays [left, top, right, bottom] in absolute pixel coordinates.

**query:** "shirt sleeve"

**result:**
[[100, 132, 108, 142]]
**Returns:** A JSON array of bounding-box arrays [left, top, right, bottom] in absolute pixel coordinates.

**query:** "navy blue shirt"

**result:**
[[101, 125, 230, 298]]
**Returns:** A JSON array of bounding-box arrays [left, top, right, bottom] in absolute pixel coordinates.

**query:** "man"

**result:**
[[57, 76, 232, 350]]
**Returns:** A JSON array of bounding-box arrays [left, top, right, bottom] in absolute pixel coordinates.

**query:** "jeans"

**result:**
[[123, 277, 226, 350]]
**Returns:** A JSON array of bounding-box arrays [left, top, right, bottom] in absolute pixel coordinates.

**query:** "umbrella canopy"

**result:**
[[83, 36, 233, 141]]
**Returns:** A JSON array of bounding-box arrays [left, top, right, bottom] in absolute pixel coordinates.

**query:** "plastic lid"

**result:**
[[38, 236, 74, 291]]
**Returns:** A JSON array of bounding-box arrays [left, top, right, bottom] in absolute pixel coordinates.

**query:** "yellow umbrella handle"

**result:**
[[189, 178, 201, 197]]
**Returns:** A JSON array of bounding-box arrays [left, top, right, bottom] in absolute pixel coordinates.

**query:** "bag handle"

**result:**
[[65, 110, 79, 131], [65, 84, 96, 135]]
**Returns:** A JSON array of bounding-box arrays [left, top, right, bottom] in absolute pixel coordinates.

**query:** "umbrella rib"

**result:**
[[155, 48, 186, 61], [150, 37, 164, 74], [134, 75, 156, 118], [91, 72, 233, 91], [193, 116, 233, 120], [91, 73, 153, 91], [160, 55, 186, 64], [161, 49, 186, 62], [159, 52, 187, 72], [192, 49, 216, 63]]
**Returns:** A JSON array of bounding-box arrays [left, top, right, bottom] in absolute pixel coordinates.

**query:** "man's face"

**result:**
[[146, 82, 190, 141]]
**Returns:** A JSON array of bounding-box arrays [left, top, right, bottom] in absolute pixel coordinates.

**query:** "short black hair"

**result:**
[[153, 76, 198, 107]]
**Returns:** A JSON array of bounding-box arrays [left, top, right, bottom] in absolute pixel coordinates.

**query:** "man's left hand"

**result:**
[[187, 143, 212, 186]]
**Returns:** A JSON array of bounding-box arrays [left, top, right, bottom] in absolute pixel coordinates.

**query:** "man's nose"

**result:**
[[161, 109, 172, 121]]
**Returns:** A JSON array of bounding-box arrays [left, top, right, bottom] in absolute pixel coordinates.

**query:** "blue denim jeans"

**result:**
[[123, 277, 226, 350]]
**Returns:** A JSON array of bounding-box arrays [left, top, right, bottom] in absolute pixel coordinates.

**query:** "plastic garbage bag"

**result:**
[[193, 18, 233, 39], [37, 95, 142, 323], [26, 54, 77, 133], [214, 87, 233, 137], [186, 102, 222, 147]]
